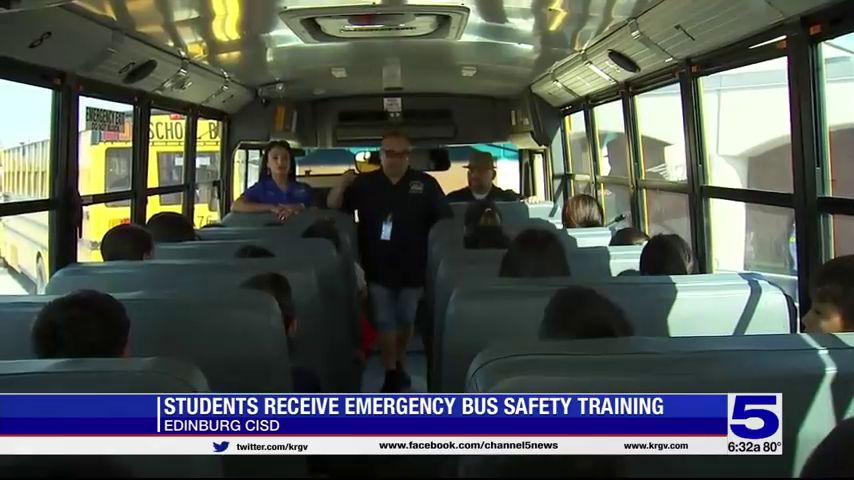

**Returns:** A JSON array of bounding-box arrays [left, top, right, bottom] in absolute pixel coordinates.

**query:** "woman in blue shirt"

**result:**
[[232, 140, 314, 220]]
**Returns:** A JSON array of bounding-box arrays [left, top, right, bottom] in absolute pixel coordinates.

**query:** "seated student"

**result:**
[[563, 194, 604, 228], [241, 273, 321, 393], [803, 254, 854, 333], [232, 140, 313, 220], [609, 227, 649, 246], [463, 200, 510, 249], [800, 417, 854, 478], [31, 290, 130, 358], [100, 224, 153, 261], [639, 234, 696, 275], [235, 245, 275, 258], [499, 228, 570, 278], [540, 286, 633, 339], [146, 212, 197, 243], [302, 219, 374, 360], [465, 225, 511, 250]]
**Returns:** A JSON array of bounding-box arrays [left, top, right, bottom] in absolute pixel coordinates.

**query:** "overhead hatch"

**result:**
[[280, 5, 469, 43]]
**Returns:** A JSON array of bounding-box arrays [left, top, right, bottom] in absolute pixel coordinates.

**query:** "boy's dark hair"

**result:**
[[100, 224, 153, 261], [145, 212, 196, 243], [32, 290, 130, 358], [609, 227, 650, 246], [563, 194, 604, 228], [464, 199, 502, 229], [499, 228, 570, 278], [464, 225, 511, 250], [540, 286, 634, 339], [639, 234, 696, 275], [800, 417, 854, 478], [813, 255, 854, 330], [200, 222, 226, 229], [302, 219, 341, 253], [241, 273, 295, 331], [235, 245, 275, 258]]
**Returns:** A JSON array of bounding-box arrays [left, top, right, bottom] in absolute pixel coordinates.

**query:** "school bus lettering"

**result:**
[[150, 120, 185, 142]]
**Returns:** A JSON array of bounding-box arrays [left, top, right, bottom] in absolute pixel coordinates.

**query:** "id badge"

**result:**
[[380, 215, 393, 241]]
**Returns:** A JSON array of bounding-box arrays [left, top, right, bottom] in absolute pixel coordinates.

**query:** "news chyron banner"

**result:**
[[0, 394, 781, 455]]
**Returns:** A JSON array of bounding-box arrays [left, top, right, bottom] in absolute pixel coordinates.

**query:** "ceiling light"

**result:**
[[461, 66, 477, 77], [331, 67, 347, 78]]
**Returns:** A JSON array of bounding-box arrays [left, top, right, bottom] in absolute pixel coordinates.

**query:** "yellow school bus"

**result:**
[[0, 113, 221, 291]]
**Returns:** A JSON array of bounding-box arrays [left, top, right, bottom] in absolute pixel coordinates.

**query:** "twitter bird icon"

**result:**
[[213, 441, 230, 453]]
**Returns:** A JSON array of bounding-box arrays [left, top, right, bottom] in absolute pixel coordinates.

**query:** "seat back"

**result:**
[[0, 291, 293, 393], [437, 274, 795, 391], [466, 334, 854, 477], [44, 256, 358, 391], [448, 201, 532, 224], [432, 245, 644, 333], [562, 227, 613, 247], [0, 357, 223, 478], [219, 209, 357, 253]]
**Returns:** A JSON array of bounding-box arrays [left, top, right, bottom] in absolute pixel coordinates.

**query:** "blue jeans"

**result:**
[[369, 284, 422, 333]]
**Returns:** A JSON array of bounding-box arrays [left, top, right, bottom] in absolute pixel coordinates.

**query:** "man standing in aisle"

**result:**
[[328, 132, 451, 392]]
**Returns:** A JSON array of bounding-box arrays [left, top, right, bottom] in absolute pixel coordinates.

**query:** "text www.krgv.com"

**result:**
[[236, 443, 309, 452], [623, 442, 689, 451], [379, 441, 558, 451]]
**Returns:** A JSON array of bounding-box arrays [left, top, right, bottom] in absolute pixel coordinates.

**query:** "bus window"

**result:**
[[78, 97, 133, 196], [709, 198, 796, 275], [148, 111, 186, 189], [593, 100, 629, 178], [232, 147, 263, 201], [819, 32, 854, 198], [700, 57, 793, 193], [79, 203, 131, 263], [636, 84, 688, 182], [644, 189, 691, 243], [195, 118, 221, 226], [146, 193, 185, 222], [827, 215, 854, 258], [0, 79, 54, 294], [565, 111, 592, 176], [599, 184, 632, 229]]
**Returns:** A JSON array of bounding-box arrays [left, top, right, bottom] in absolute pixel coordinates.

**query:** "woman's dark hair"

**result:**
[[464, 225, 511, 250], [260, 140, 296, 182], [464, 199, 502, 229], [540, 286, 634, 339], [639, 234, 696, 275], [498, 228, 570, 278], [563, 194, 604, 228], [609, 227, 649, 246]]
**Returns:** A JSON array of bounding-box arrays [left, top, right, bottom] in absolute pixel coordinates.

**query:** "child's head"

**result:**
[[100, 224, 154, 261], [639, 234, 696, 275], [241, 272, 296, 336], [563, 194, 604, 228], [464, 199, 502, 229], [609, 227, 649, 246], [804, 255, 854, 333], [302, 219, 341, 253], [540, 286, 633, 339], [499, 228, 570, 278], [146, 212, 196, 243], [32, 290, 130, 358]]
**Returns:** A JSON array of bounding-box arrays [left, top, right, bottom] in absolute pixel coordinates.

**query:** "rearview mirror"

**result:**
[[354, 148, 451, 173]]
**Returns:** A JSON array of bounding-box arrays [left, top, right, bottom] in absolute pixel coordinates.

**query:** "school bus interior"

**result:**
[[2, 0, 854, 477]]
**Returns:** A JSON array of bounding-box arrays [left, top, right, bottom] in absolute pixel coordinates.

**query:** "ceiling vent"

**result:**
[[280, 4, 469, 43]]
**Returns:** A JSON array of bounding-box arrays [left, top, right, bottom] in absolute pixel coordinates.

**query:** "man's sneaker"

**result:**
[[396, 362, 411, 390], [380, 370, 402, 393]]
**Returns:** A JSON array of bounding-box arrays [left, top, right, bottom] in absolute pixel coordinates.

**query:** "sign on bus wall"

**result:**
[[85, 107, 125, 132]]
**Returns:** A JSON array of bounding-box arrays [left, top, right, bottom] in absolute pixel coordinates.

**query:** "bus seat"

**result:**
[[45, 262, 357, 393], [437, 274, 795, 392], [449, 201, 532, 224], [0, 357, 223, 478], [561, 227, 613, 247], [0, 290, 292, 393], [432, 245, 644, 331], [465, 334, 854, 477], [219, 208, 357, 252], [525, 201, 562, 226]]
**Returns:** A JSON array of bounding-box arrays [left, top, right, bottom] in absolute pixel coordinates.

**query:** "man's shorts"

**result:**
[[368, 283, 423, 333]]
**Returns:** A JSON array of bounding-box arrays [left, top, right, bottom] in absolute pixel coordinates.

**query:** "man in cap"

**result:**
[[446, 151, 520, 203]]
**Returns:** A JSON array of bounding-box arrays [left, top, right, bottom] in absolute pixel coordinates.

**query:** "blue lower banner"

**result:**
[[0, 394, 782, 455]]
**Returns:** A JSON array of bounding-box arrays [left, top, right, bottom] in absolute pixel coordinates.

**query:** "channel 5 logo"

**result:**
[[727, 394, 782, 440]]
